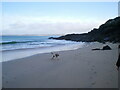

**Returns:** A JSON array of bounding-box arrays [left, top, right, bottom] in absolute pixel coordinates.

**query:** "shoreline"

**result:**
[[2, 42, 118, 88], [2, 42, 85, 62], [1, 42, 83, 52]]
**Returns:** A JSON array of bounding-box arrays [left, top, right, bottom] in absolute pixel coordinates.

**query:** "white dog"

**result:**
[[51, 52, 59, 59]]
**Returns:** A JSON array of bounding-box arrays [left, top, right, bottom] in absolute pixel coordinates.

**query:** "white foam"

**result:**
[[2, 42, 85, 62]]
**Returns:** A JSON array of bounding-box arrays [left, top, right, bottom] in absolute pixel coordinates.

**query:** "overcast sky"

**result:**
[[2, 2, 118, 35]]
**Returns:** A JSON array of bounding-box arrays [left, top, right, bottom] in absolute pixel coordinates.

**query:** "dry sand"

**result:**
[[2, 42, 119, 88]]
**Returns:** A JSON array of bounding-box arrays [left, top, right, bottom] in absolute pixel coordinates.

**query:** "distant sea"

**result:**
[[1, 36, 85, 62]]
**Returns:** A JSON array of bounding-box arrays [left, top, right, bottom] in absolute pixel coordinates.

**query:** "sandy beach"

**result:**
[[2, 42, 119, 88]]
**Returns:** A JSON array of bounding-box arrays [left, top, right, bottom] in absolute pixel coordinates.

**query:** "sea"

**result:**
[[0, 36, 85, 62]]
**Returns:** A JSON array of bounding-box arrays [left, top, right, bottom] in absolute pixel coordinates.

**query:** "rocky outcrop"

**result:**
[[49, 17, 120, 43]]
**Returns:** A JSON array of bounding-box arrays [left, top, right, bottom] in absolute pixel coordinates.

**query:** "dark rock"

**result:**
[[92, 48, 101, 50], [48, 37, 54, 39], [116, 54, 120, 70], [119, 45, 120, 49], [102, 45, 112, 50]]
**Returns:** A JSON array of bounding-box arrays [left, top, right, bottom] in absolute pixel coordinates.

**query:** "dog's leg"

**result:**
[[56, 56, 59, 60], [51, 55, 55, 60]]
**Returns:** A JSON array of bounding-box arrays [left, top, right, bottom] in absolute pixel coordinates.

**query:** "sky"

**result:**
[[2, 2, 118, 35]]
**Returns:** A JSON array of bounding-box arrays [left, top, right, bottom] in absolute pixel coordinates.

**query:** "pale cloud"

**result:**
[[2, 16, 105, 35]]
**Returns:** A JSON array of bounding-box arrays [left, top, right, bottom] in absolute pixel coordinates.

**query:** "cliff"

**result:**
[[49, 17, 120, 43]]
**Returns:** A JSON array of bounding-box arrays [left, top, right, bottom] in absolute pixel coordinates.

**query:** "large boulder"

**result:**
[[102, 45, 112, 50]]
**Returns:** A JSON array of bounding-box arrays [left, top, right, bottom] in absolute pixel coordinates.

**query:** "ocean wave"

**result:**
[[0, 41, 36, 45]]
